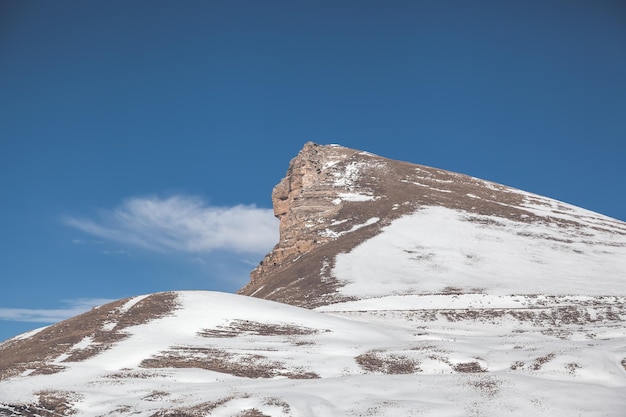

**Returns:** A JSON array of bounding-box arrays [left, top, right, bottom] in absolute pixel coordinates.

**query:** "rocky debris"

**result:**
[[140, 346, 319, 379]]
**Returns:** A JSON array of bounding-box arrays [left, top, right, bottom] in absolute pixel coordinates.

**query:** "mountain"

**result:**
[[1, 143, 625, 416], [240, 142, 626, 305]]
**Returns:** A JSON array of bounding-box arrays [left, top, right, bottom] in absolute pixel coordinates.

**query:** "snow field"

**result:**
[[332, 206, 626, 298], [0, 289, 624, 415]]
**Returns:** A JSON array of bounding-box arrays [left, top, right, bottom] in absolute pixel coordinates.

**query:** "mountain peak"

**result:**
[[240, 142, 626, 307]]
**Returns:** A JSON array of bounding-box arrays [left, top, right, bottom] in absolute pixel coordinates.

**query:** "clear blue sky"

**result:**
[[1, 1, 625, 341]]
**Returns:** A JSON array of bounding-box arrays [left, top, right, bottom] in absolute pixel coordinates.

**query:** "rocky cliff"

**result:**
[[239, 141, 410, 306], [247, 143, 360, 282]]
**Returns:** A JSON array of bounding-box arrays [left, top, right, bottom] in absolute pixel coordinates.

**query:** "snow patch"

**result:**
[[333, 192, 376, 204], [250, 286, 265, 297], [119, 294, 151, 314], [101, 321, 116, 332], [320, 217, 380, 239], [5, 325, 50, 342], [333, 161, 366, 187], [72, 336, 95, 350]]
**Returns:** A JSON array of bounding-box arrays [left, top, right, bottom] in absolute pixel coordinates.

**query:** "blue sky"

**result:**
[[1, 1, 625, 341]]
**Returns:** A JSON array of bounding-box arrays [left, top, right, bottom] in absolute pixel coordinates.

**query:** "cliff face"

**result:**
[[249, 143, 360, 282], [241, 141, 417, 306], [238, 142, 505, 306]]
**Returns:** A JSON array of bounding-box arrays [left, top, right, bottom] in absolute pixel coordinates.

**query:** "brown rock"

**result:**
[[248, 142, 361, 283]]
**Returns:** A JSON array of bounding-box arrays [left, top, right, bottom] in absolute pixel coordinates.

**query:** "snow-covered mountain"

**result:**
[[1, 143, 625, 416]]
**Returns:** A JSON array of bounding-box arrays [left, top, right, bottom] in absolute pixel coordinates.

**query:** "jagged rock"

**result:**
[[241, 142, 411, 306], [249, 143, 359, 282]]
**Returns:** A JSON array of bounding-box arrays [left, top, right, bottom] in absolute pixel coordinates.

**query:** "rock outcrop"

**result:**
[[240, 142, 411, 306], [248, 143, 360, 282]]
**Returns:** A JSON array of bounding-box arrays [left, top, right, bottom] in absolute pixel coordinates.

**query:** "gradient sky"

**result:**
[[1, 1, 625, 341]]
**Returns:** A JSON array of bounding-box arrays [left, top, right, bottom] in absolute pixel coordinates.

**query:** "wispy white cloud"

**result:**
[[0, 298, 117, 323], [102, 250, 128, 255], [65, 195, 278, 255]]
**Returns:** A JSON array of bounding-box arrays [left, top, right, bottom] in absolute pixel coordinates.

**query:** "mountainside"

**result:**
[[1, 143, 625, 416], [240, 142, 626, 305]]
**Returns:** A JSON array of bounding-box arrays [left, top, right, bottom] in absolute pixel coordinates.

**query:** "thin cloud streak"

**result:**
[[65, 195, 279, 255], [0, 298, 117, 323]]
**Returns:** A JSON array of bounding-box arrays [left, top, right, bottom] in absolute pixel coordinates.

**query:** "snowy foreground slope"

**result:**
[[1, 291, 625, 416], [1, 143, 625, 416]]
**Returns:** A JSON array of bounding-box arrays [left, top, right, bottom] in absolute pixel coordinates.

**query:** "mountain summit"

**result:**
[[1, 143, 625, 416], [241, 142, 626, 306]]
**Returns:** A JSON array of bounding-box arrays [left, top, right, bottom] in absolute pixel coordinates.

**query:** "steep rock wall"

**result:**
[[249, 142, 360, 282]]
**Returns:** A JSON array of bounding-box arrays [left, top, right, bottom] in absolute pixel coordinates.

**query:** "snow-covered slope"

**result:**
[[332, 204, 626, 299], [1, 290, 624, 416], [1, 143, 625, 416]]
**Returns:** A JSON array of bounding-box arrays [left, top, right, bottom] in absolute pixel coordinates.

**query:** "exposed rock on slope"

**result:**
[[239, 142, 626, 307], [248, 143, 361, 282]]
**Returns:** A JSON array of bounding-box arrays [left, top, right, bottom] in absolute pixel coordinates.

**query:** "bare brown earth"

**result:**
[[356, 350, 421, 374], [140, 346, 319, 379], [238, 142, 626, 308], [197, 319, 323, 338], [138, 320, 323, 379]]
